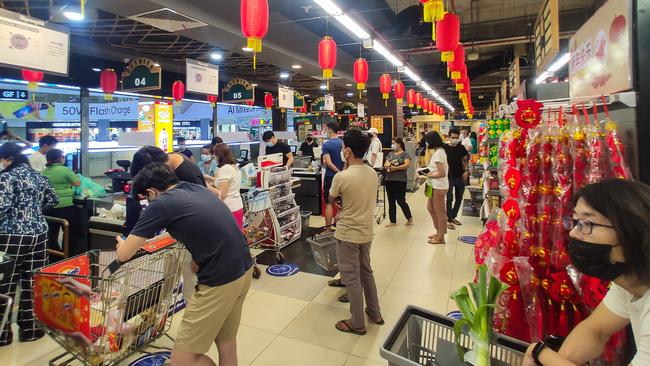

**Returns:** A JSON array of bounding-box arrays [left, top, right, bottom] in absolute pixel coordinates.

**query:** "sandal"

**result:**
[[447, 223, 456, 230], [335, 320, 367, 335], [328, 279, 345, 287], [365, 308, 385, 325], [428, 238, 446, 245], [338, 293, 349, 303], [451, 219, 462, 226]]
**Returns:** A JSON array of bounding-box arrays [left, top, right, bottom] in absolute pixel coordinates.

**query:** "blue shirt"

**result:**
[[322, 138, 344, 177], [198, 159, 219, 177], [0, 164, 59, 235]]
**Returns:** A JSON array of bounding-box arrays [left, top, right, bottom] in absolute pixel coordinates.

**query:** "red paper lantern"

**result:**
[[207, 95, 218, 108], [448, 45, 465, 79], [422, 97, 429, 112], [393, 80, 405, 103], [241, 0, 269, 69], [264, 92, 274, 110], [415, 92, 423, 109], [319, 37, 337, 81], [406, 89, 416, 108], [246, 100, 255, 106], [436, 12, 460, 62], [379, 74, 392, 106], [21, 69, 44, 91], [172, 80, 185, 105], [100, 69, 118, 101], [353, 58, 368, 92], [429, 100, 435, 115]]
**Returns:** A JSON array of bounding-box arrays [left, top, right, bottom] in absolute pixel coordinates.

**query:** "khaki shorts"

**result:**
[[174, 268, 252, 354]]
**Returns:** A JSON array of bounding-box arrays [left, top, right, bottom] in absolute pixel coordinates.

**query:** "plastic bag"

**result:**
[[74, 175, 107, 198]]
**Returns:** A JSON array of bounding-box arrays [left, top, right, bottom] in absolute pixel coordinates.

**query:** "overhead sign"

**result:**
[[358, 103, 365, 118], [154, 102, 173, 152], [0, 8, 70, 76], [310, 96, 334, 113], [370, 116, 384, 134], [186, 58, 219, 96], [278, 85, 294, 109], [0, 89, 28, 100], [55, 101, 139, 121], [337, 102, 357, 115], [293, 91, 305, 109], [324, 95, 335, 111], [508, 58, 520, 99], [222, 78, 254, 103], [121, 58, 162, 92], [569, 0, 632, 100], [534, 0, 560, 74]]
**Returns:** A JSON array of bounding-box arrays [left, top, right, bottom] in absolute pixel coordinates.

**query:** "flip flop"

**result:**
[[365, 308, 385, 325], [328, 279, 345, 287], [338, 293, 349, 303], [447, 223, 456, 230], [428, 239, 446, 245], [451, 219, 462, 225], [335, 320, 367, 335]]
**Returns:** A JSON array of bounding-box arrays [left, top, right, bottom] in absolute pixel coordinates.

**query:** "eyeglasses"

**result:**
[[563, 217, 614, 235]]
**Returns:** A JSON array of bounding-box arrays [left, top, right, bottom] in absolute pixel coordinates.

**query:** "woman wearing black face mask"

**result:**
[[524, 179, 650, 366]]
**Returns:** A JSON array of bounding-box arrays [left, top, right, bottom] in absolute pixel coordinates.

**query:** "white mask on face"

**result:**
[[201, 154, 212, 162], [340, 149, 348, 163], [391, 143, 398, 150]]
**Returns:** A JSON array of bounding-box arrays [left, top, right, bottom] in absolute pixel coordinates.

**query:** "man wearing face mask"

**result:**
[[176, 137, 195, 162], [117, 163, 253, 366], [523, 179, 650, 366], [299, 134, 318, 159], [263, 131, 293, 168], [364, 128, 383, 168], [444, 128, 469, 229]]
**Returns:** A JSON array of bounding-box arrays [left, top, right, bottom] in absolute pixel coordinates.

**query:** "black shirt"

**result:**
[[266, 141, 292, 166], [445, 144, 469, 178], [124, 154, 206, 235], [178, 148, 193, 159], [299, 141, 318, 158], [131, 182, 253, 286]]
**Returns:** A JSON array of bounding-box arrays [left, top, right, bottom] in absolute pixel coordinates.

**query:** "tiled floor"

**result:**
[[0, 187, 482, 365]]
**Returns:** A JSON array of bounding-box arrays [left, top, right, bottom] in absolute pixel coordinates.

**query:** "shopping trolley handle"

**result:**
[[104, 250, 150, 275]]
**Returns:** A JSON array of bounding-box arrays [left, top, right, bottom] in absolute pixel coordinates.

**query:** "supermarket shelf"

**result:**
[[487, 189, 502, 196], [280, 217, 301, 232], [273, 193, 296, 204]]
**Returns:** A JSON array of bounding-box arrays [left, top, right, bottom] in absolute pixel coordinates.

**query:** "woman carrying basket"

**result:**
[[524, 180, 650, 366]]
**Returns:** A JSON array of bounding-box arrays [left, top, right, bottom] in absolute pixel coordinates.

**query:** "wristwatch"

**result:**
[[532, 341, 548, 366]]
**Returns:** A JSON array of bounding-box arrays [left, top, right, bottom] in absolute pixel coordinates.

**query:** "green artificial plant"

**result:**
[[450, 265, 508, 366]]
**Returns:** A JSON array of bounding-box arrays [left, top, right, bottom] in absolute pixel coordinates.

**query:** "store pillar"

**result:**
[[96, 120, 110, 142], [80, 88, 90, 176], [200, 118, 210, 140], [366, 87, 399, 146], [212, 105, 218, 138], [636, 0, 650, 184], [272, 107, 287, 131]]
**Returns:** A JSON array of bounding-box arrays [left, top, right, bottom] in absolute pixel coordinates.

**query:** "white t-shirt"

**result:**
[[603, 283, 650, 365], [214, 164, 243, 212], [365, 137, 383, 167], [427, 148, 449, 190], [29, 151, 46, 172]]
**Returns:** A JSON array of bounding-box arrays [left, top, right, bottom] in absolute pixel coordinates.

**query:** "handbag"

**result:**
[[424, 182, 433, 198]]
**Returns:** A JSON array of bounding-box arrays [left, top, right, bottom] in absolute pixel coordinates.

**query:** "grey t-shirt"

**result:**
[[131, 182, 252, 286], [384, 151, 411, 182]]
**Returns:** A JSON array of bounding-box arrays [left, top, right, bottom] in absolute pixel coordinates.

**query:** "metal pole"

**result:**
[[80, 88, 90, 175], [212, 102, 218, 139]]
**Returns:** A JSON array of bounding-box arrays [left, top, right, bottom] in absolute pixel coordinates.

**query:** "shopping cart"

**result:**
[[375, 169, 386, 224], [381, 306, 528, 366], [242, 189, 283, 279], [33, 238, 185, 366]]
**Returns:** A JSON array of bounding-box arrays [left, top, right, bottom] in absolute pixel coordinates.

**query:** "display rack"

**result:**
[[479, 117, 511, 220]]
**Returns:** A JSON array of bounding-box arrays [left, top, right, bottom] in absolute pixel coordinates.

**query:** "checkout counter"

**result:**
[[291, 156, 322, 216]]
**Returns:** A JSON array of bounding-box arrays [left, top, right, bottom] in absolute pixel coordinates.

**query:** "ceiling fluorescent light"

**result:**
[[402, 67, 421, 82], [373, 40, 403, 67], [313, 0, 343, 16], [548, 53, 570, 72], [535, 71, 550, 84], [420, 82, 432, 91], [334, 14, 370, 39]]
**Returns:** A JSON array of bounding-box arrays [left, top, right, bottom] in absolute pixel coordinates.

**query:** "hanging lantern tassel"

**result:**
[[421, 0, 445, 40]]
